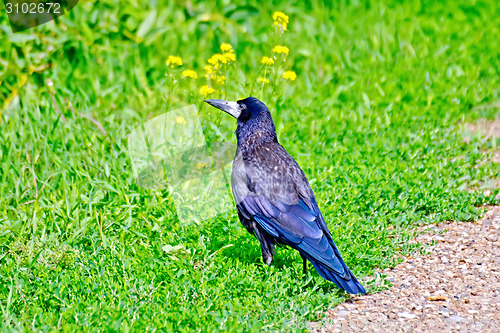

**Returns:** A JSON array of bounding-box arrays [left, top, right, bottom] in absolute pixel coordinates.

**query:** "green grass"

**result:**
[[1, 0, 500, 331]]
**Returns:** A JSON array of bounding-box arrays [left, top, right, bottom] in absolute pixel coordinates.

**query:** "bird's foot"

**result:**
[[262, 252, 273, 266]]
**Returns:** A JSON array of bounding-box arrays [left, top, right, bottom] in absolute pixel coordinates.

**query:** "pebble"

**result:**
[[447, 315, 465, 323], [397, 312, 417, 319], [336, 310, 349, 317]]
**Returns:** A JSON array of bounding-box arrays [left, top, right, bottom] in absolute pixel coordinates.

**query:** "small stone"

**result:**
[[486, 235, 498, 242], [336, 310, 349, 317], [428, 295, 448, 301], [447, 315, 465, 323], [397, 312, 417, 319]]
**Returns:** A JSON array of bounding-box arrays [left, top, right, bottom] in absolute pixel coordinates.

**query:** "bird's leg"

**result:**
[[253, 225, 274, 265], [300, 253, 307, 275], [262, 249, 273, 266]]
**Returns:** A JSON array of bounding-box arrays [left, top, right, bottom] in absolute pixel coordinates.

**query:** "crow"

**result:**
[[205, 97, 366, 294]]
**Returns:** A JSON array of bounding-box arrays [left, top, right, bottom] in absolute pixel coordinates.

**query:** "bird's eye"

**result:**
[[238, 105, 251, 121]]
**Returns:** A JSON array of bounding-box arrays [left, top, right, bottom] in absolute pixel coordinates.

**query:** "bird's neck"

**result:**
[[239, 130, 277, 149], [236, 127, 278, 157]]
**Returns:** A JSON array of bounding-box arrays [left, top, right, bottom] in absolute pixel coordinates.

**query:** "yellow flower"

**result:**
[[258, 77, 270, 84], [208, 53, 228, 65], [196, 162, 208, 169], [273, 11, 289, 30], [220, 43, 233, 53], [223, 52, 236, 62], [282, 70, 297, 81], [182, 70, 197, 79], [205, 65, 214, 75], [200, 85, 215, 97], [272, 45, 289, 55], [261, 56, 274, 65], [176, 116, 187, 124], [273, 11, 289, 23], [215, 76, 226, 85], [166, 55, 182, 68]]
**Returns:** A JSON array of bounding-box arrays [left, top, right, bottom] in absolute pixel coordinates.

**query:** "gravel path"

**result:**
[[310, 206, 500, 332]]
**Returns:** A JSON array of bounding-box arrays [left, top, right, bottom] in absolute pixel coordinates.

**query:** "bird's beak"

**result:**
[[204, 99, 241, 119]]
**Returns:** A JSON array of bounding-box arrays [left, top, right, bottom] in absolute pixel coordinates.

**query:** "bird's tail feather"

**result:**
[[306, 255, 366, 294], [298, 232, 366, 294]]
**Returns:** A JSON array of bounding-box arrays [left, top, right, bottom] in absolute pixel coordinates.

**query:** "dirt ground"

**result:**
[[309, 206, 500, 332]]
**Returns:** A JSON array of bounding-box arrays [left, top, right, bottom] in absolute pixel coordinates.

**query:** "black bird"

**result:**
[[205, 97, 365, 294]]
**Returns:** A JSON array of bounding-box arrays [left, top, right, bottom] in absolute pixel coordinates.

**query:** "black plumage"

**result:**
[[205, 97, 365, 294]]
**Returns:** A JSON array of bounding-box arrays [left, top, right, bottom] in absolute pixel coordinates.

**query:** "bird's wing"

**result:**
[[231, 142, 350, 279]]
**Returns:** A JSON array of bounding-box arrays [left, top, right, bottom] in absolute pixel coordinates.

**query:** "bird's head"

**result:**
[[204, 96, 277, 145], [204, 97, 267, 121], [205, 97, 262, 120]]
